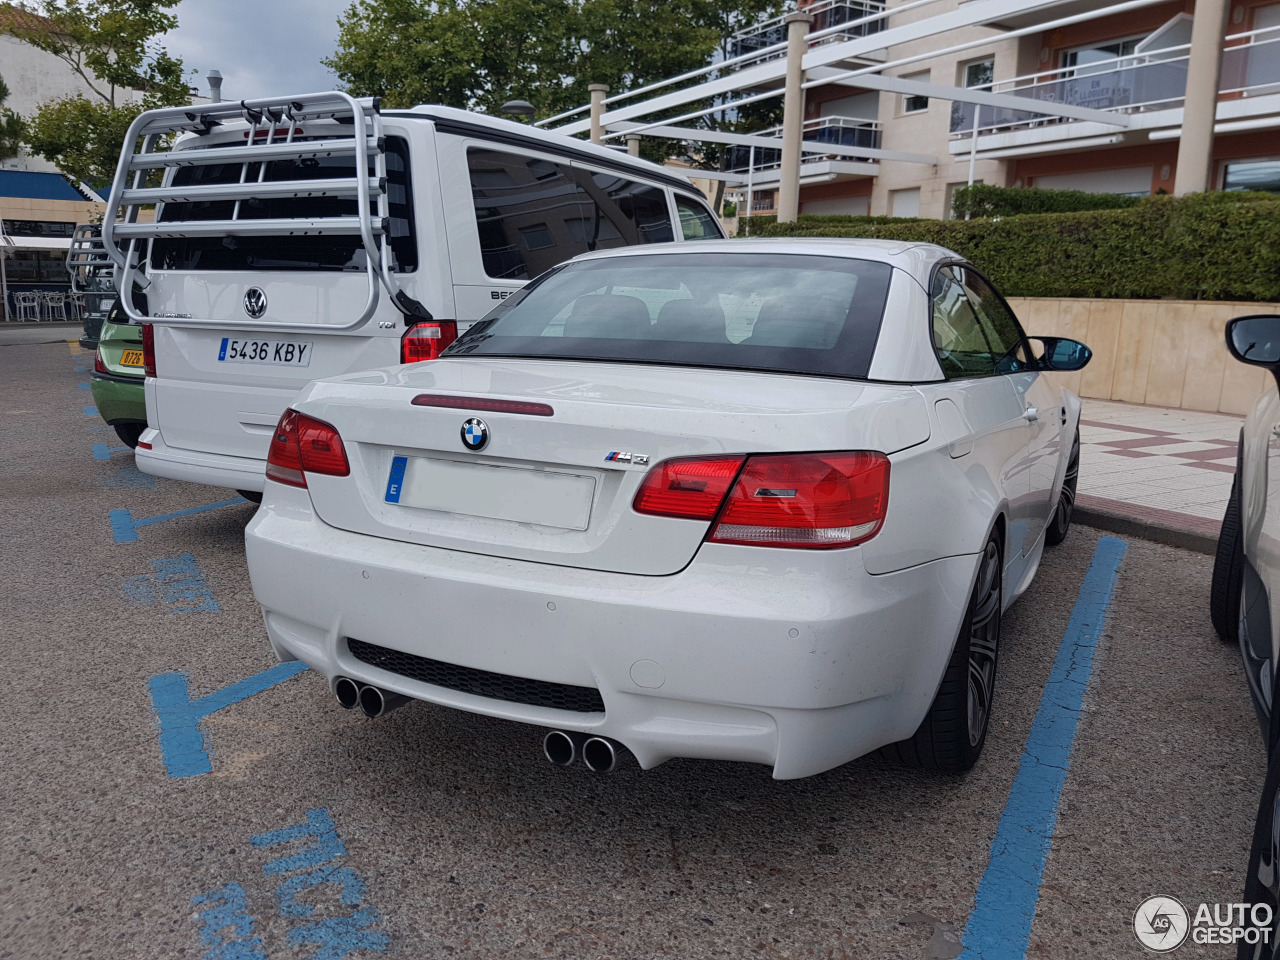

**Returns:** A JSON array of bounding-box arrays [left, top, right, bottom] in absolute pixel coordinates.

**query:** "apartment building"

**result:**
[[553, 0, 1280, 220]]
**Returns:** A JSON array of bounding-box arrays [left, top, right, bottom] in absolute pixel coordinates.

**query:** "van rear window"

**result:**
[[150, 137, 416, 273], [443, 252, 894, 380]]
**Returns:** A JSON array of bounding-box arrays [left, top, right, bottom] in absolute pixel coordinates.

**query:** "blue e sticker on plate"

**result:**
[[385, 456, 408, 503], [218, 337, 229, 361]]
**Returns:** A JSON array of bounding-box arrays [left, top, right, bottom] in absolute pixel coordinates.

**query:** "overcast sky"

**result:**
[[162, 0, 354, 102]]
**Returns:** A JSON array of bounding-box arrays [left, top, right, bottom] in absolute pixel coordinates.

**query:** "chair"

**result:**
[[14, 291, 40, 322], [562, 294, 652, 339], [41, 291, 68, 322], [654, 298, 728, 343], [746, 296, 848, 349]]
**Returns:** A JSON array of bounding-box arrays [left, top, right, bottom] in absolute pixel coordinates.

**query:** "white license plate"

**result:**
[[218, 337, 312, 366], [385, 456, 595, 530]]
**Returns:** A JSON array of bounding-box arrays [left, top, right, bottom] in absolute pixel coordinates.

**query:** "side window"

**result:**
[[931, 267, 997, 378], [676, 196, 721, 240], [954, 267, 1031, 373], [575, 169, 674, 248], [466, 148, 588, 281]]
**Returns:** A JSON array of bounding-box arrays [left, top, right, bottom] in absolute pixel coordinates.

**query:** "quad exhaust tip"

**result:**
[[543, 730, 584, 766], [544, 731, 622, 772], [358, 684, 410, 719], [582, 736, 618, 774], [334, 676, 360, 710]]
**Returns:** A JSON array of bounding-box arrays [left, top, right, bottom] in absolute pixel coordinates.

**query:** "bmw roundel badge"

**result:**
[[461, 417, 489, 451]]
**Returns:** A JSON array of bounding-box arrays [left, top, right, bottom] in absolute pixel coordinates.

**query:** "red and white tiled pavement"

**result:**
[[1077, 399, 1242, 542]]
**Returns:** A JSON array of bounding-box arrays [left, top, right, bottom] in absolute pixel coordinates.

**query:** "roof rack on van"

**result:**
[[100, 91, 407, 331], [66, 223, 112, 294]]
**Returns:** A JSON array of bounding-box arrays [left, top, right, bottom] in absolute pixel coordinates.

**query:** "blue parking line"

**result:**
[[92, 442, 129, 460], [110, 497, 247, 543], [148, 661, 309, 777], [83, 405, 98, 416], [959, 536, 1128, 959], [78, 382, 90, 390]]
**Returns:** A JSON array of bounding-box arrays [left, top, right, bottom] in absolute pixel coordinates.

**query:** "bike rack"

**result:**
[[100, 91, 409, 333]]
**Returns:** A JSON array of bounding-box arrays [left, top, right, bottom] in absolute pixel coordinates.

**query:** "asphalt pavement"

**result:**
[[0, 338, 1263, 959]]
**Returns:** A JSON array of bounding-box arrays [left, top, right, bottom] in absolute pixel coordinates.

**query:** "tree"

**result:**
[[2, 0, 189, 185], [326, 0, 782, 121], [0, 75, 24, 160]]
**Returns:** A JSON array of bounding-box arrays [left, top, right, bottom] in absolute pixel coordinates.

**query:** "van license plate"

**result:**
[[218, 338, 312, 366]]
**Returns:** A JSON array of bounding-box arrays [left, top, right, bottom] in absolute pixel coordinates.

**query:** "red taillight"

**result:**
[[633, 456, 746, 521], [401, 321, 458, 363], [265, 408, 350, 488], [93, 348, 108, 375], [633, 452, 890, 548], [711, 453, 890, 549], [141, 323, 156, 378]]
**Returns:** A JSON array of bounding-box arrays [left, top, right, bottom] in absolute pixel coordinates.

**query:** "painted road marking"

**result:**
[[110, 497, 246, 543], [83, 405, 98, 416], [959, 536, 1128, 959], [192, 809, 390, 958], [122, 553, 220, 613], [78, 382, 90, 390], [148, 661, 308, 778], [93, 443, 130, 460]]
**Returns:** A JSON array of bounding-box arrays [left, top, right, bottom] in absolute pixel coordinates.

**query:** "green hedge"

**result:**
[[951, 183, 1144, 218], [748, 192, 1280, 301]]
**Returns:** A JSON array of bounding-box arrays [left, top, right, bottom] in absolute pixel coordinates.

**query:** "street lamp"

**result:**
[[500, 100, 536, 123]]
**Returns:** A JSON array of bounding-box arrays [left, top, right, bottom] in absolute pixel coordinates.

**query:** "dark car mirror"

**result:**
[[1029, 337, 1092, 372], [1227, 315, 1280, 367]]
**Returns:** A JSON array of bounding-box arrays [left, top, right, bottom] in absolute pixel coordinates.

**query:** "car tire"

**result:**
[[883, 531, 1002, 772], [236, 490, 263, 504], [113, 422, 144, 448], [1238, 742, 1280, 960], [1212, 468, 1245, 643], [1045, 430, 1080, 547]]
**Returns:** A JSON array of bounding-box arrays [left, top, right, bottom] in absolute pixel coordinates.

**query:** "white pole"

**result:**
[[965, 104, 980, 219], [745, 145, 756, 235]]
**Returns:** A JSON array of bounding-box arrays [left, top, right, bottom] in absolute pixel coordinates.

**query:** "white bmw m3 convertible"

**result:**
[[244, 239, 1091, 779]]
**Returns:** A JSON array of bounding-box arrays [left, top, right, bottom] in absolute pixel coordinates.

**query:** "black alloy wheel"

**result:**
[[1045, 431, 1080, 547], [1239, 742, 1280, 959], [1212, 467, 1246, 643], [883, 531, 1003, 771]]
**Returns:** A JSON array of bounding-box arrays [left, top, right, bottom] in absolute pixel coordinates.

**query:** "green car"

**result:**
[[90, 300, 146, 448]]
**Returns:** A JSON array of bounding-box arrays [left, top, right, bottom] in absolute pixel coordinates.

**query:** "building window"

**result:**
[[890, 187, 921, 218], [1222, 159, 1280, 193], [901, 70, 930, 114], [1061, 37, 1141, 77], [961, 57, 994, 89]]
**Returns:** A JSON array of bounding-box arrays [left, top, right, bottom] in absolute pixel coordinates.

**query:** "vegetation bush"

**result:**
[[951, 183, 1144, 219], [748, 192, 1280, 301]]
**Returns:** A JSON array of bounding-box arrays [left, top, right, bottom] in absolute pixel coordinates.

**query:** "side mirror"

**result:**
[[1227, 315, 1280, 366], [1030, 336, 1092, 372]]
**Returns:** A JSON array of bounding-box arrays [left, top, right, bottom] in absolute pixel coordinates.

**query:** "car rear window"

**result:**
[[443, 252, 894, 380], [149, 136, 416, 273]]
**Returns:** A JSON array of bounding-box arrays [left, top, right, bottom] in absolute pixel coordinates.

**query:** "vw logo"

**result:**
[[461, 418, 489, 451], [243, 287, 267, 319]]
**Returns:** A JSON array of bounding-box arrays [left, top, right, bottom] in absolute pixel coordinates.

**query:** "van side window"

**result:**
[[467, 149, 588, 281], [675, 196, 720, 240], [575, 170, 674, 248]]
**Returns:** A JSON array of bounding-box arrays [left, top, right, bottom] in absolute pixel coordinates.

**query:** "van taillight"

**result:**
[[141, 323, 156, 378], [633, 452, 890, 549], [265, 409, 350, 488], [401, 321, 458, 363]]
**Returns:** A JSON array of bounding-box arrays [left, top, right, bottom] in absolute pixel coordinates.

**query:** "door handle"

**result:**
[[1023, 407, 1039, 422]]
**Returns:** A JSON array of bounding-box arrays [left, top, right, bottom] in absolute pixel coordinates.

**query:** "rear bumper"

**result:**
[[246, 483, 980, 779], [89, 375, 144, 424], [135, 427, 266, 492]]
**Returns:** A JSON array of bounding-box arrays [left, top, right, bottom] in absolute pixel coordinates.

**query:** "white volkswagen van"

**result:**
[[101, 92, 724, 497]]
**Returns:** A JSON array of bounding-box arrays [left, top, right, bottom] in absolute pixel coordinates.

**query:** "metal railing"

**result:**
[[726, 116, 881, 175], [100, 91, 405, 332], [950, 24, 1280, 137], [727, 0, 886, 67]]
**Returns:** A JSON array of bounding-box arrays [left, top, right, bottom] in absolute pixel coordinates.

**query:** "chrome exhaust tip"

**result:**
[[543, 730, 585, 767], [357, 684, 410, 719], [582, 736, 619, 774], [334, 676, 360, 710]]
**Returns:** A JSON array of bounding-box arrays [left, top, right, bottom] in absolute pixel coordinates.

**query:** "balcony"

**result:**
[[948, 23, 1280, 154], [725, 116, 881, 176], [727, 0, 886, 68]]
